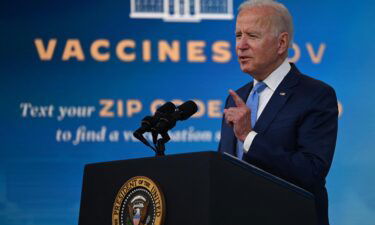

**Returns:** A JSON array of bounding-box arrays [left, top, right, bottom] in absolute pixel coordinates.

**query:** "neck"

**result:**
[[252, 56, 287, 81]]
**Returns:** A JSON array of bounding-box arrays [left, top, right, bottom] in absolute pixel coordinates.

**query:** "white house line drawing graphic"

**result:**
[[130, 0, 233, 22]]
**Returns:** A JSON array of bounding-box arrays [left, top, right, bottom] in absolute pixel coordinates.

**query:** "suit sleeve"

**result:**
[[244, 86, 338, 189]]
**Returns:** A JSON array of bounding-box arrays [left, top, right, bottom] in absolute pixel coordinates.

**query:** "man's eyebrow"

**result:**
[[236, 30, 261, 35], [247, 31, 260, 35]]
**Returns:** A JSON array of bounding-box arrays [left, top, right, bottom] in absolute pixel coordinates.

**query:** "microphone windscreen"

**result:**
[[156, 102, 176, 114], [177, 100, 198, 120]]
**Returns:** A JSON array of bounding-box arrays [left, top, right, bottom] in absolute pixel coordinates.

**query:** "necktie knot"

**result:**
[[253, 82, 267, 93]]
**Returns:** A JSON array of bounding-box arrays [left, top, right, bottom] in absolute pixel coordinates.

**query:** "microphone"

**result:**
[[133, 102, 176, 138], [152, 100, 198, 134]]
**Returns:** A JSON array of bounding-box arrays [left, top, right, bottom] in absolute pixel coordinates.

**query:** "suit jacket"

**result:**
[[218, 64, 338, 225]]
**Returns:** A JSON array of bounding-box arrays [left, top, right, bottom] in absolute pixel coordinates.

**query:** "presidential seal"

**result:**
[[112, 176, 165, 225]]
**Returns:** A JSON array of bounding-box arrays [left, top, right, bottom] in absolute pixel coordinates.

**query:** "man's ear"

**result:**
[[278, 32, 289, 55]]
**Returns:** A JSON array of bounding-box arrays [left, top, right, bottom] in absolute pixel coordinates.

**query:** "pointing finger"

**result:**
[[229, 89, 245, 107]]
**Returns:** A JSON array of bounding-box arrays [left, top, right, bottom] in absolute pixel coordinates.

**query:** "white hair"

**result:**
[[238, 0, 294, 47]]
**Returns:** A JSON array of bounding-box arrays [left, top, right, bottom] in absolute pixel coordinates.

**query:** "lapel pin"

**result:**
[[279, 92, 286, 96]]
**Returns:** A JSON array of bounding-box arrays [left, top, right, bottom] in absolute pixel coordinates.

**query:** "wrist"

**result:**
[[239, 130, 251, 142]]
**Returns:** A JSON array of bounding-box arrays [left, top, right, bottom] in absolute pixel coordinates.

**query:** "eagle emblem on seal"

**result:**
[[128, 195, 150, 225]]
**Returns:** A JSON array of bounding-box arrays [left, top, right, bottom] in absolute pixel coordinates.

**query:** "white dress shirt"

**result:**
[[243, 59, 291, 153]]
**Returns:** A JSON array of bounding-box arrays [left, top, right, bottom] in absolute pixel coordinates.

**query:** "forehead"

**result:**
[[235, 7, 274, 31]]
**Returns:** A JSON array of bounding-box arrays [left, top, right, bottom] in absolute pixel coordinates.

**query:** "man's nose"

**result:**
[[237, 36, 249, 50]]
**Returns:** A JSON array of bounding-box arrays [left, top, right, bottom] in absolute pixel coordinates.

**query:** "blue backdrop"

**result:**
[[1, 0, 375, 224]]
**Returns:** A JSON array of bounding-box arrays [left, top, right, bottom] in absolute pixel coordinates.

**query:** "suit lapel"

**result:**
[[254, 64, 300, 133]]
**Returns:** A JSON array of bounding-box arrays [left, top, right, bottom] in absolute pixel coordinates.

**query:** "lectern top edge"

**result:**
[[221, 152, 314, 199], [83, 151, 314, 199]]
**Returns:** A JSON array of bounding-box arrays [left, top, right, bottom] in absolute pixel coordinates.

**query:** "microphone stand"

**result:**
[[155, 132, 170, 156], [134, 130, 170, 157]]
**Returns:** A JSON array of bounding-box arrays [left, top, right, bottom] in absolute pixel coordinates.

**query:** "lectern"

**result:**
[[78, 151, 317, 225]]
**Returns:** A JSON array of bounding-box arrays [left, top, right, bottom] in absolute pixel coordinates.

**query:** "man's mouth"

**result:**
[[239, 56, 251, 62]]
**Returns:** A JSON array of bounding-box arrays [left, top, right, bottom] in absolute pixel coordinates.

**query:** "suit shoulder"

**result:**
[[298, 73, 336, 96]]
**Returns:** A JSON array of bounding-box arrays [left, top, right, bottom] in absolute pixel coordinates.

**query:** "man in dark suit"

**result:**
[[218, 1, 338, 225]]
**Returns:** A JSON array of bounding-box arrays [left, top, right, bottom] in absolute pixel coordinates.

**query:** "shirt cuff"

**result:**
[[243, 131, 258, 153]]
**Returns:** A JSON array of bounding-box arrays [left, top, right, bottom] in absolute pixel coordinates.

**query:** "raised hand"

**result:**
[[224, 89, 252, 142]]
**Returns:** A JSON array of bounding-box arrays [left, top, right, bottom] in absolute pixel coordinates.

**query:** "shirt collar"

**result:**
[[253, 59, 291, 92]]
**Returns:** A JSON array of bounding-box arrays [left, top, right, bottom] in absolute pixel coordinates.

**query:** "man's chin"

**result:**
[[240, 65, 254, 75]]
